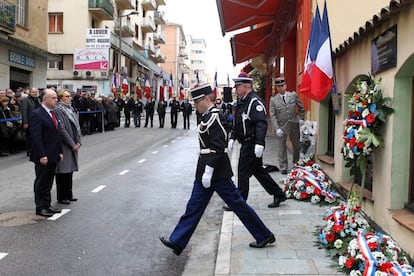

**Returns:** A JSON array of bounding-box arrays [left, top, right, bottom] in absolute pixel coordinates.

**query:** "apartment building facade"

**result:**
[[187, 36, 206, 87], [46, 0, 168, 100], [0, 0, 52, 90]]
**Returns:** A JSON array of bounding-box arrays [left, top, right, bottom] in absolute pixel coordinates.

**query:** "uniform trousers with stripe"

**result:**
[[169, 178, 272, 250]]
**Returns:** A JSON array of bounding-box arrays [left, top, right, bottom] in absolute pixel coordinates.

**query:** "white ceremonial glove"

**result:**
[[254, 144, 264, 158], [276, 128, 284, 137], [227, 139, 235, 151], [299, 119, 304, 126], [201, 165, 214, 188]]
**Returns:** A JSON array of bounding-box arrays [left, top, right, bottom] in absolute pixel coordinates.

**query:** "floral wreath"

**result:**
[[342, 75, 394, 180], [284, 158, 339, 205]]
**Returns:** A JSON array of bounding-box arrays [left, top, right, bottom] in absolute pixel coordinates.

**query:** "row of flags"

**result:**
[[111, 69, 221, 100], [300, 0, 335, 103]]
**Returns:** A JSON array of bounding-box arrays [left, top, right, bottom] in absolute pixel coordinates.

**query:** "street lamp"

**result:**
[[117, 11, 139, 87]]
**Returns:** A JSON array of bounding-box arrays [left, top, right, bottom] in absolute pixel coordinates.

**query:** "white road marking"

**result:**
[[152, 151, 158, 154], [171, 140, 176, 143], [177, 136, 182, 139], [138, 159, 146, 163], [47, 209, 71, 221], [0, 253, 7, 260], [163, 145, 168, 148], [119, 170, 129, 175], [92, 185, 106, 193]]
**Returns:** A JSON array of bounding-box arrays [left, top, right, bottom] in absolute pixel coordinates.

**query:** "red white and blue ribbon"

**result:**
[[357, 230, 377, 276]]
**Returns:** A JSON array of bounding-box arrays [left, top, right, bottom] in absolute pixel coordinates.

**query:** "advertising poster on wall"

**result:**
[[74, 48, 109, 71]]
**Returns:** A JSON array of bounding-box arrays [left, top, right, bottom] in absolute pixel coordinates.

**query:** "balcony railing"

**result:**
[[153, 11, 165, 25], [88, 0, 114, 20], [153, 32, 165, 44], [114, 0, 135, 10], [141, 16, 156, 33], [141, 0, 157, 11], [0, 0, 16, 33]]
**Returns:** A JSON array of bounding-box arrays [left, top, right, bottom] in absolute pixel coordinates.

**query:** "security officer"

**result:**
[[269, 77, 305, 174], [228, 73, 286, 209], [169, 97, 181, 128], [160, 84, 275, 256]]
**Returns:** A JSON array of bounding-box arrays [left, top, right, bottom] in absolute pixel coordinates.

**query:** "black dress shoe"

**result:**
[[58, 199, 71, 205], [223, 205, 232, 211], [249, 233, 276, 248], [69, 197, 78, 202], [268, 193, 287, 208], [48, 206, 61, 213], [159, 237, 183, 256], [36, 209, 54, 217], [281, 170, 288, 175]]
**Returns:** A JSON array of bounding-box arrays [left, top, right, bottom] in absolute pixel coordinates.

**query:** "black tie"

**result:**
[[282, 95, 286, 104]]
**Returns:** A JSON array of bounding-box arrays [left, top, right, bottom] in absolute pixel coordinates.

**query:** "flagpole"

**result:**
[[323, 0, 340, 113]]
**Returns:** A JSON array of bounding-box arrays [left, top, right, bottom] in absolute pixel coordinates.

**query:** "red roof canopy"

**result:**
[[216, 0, 281, 35], [230, 24, 273, 65], [217, 0, 297, 65]]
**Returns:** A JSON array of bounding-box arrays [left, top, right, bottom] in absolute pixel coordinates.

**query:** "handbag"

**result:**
[[14, 127, 26, 143]]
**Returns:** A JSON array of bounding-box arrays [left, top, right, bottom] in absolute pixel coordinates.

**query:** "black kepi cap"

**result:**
[[275, 77, 286, 86], [190, 83, 212, 100], [232, 72, 253, 87]]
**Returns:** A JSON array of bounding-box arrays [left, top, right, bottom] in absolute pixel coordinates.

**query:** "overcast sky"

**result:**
[[161, 0, 244, 85]]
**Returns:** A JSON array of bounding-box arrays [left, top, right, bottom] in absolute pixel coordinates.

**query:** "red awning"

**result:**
[[216, 0, 282, 35], [230, 24, 272, 65]]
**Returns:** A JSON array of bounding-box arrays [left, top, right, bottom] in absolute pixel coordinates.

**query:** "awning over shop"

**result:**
[[217, 0, 297, 65], [230, 24, 272, 65], [133, 50, 162, 75], [216, 0, 281, 35]]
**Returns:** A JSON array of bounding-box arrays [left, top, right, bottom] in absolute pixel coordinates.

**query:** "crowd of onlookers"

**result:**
[[0, 86, 234, 157]]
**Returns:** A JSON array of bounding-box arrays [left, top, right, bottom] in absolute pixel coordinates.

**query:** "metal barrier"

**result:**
[[77, 110, 105, 133]]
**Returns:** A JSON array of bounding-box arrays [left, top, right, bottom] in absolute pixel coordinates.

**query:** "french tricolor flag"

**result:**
[[300, 1, 334, 102], [212, 71, 218, 97]]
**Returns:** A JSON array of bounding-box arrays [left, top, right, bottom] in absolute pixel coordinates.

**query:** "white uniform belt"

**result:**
[[200, 148, 228, 154]]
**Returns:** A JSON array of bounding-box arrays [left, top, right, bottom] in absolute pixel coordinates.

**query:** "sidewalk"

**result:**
[[213, 134, 346, 275]]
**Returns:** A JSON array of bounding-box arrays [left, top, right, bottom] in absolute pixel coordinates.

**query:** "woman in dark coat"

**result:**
[[54, 90, 81, 204], [104, 96, 118, 131]]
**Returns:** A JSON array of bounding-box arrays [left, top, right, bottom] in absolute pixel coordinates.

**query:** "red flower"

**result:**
[[368, 242, 378, 251], [378, 262, 393, 272], [357, 141, 365, 149], [314, 188, 321, 195], [300, 192, 308, 199], [325, 233, 335, 242], [349, 137, 357, 148], [333, 224, 344, 233], [366, 113, 375, 124], [345, 258, 355, 269]]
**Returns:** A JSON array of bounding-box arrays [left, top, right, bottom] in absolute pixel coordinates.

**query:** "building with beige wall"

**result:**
[[158, 22, 188, 98], [46, 0, 167, 99], [0, 0, 51, 90], [312, 0, 414, 258]]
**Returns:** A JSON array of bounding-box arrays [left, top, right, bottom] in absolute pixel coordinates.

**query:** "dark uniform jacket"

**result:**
[[170, 100, 181, 114], [230, 91, 267, 146], [133, 100, 143, 114], [144, 101, 155, 115], [195, 107, 233, 181]]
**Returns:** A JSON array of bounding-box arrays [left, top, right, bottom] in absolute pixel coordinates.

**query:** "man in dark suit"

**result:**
[[181, 98, 192, 129], [144, 98, 155, 128], [169, 97, 181, 128], [21, 87, 41, 156], [157, 100, 167, 128], [29, 89, 64, 217]]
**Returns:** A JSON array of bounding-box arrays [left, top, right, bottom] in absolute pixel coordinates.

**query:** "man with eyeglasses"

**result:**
[[227, 72, 287, 210]]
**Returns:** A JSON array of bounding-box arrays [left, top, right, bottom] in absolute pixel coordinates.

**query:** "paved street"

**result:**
[[0, 117, 222, 276]]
